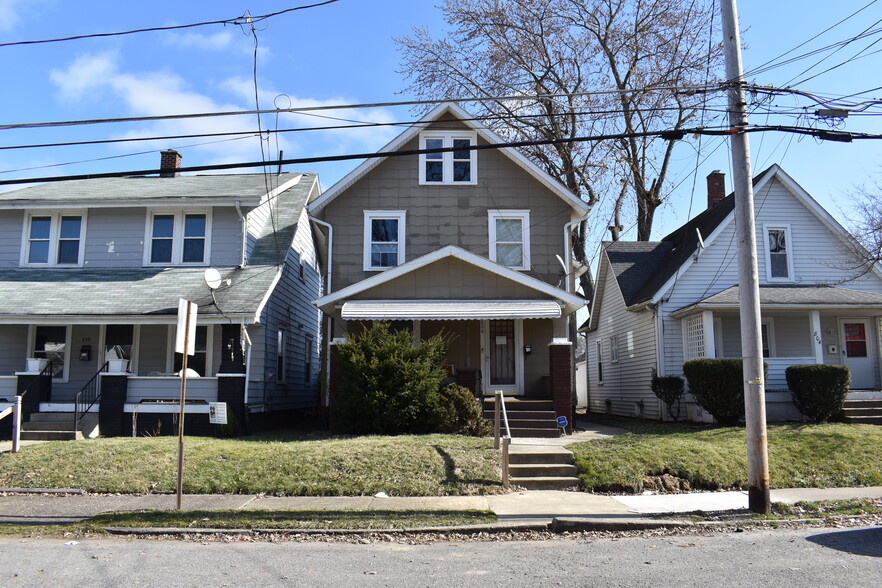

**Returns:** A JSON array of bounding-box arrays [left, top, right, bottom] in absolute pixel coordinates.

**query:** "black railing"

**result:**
[[19, 361, 54, 402], [74, 361, 109, 431]]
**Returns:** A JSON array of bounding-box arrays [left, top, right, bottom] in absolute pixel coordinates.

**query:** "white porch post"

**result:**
[[702, 311, 716, 359], [810, 311, 824, 365]]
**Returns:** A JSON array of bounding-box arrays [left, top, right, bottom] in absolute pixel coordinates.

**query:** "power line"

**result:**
[[0, 1, 342, 48], [2, 124, 879, 187]]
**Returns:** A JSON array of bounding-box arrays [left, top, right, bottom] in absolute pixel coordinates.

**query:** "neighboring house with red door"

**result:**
[[0, 151, 322, 439], [584, 164, 882, 422], [308, 102, 588, 427]]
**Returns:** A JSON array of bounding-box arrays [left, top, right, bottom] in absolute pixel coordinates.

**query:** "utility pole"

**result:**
[[720, 0, 771, 515]]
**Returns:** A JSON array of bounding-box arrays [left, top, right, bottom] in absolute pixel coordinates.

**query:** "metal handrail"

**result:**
[[74, 361, 109, 431], [494, 390, 513, 490], [19, 361, 54, 401], [3, 361, 54, 453]]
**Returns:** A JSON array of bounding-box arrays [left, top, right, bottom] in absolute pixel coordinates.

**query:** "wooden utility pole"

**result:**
[[720, 0, 771, 515]]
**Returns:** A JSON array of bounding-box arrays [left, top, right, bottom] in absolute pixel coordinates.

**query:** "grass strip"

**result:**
[[569, 417, 882, 492], [0, 433, 501, 496]]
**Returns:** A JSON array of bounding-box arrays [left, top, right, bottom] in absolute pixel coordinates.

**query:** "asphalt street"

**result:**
[[0, 525, 879, 587]]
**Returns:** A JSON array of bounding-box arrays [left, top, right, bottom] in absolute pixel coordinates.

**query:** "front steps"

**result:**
[[19, 412, 99, 441], [509, 445, 580, 490], [842, 399, 882, 425], [483, 398, 561, 438]]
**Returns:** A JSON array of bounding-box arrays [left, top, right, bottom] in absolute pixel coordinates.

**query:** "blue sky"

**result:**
[[1, 0, 881, 244]]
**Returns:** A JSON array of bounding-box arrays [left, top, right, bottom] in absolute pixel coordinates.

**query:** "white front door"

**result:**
[[839, 318, 875, 389], [481, 319, 523, 395]]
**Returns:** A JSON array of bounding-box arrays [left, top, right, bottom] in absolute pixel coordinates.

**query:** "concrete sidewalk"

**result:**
[[2, 487, 881, 531]]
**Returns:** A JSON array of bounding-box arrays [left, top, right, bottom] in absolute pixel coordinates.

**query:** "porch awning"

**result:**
[[340, 300, 562, 320]]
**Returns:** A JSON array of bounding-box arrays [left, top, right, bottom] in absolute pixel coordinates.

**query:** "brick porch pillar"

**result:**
[[549, 339, 574, 434]]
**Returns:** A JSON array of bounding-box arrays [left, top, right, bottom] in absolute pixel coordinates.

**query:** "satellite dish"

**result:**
[[204, 268, 222, 290]]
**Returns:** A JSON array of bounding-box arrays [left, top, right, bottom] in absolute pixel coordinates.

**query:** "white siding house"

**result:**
[[584, 165, 882, 422]]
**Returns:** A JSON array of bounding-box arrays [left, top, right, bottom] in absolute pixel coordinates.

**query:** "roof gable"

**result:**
[[307, 102, 588, 215]]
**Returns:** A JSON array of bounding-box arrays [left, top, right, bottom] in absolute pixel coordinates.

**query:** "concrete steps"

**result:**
[[842, 399, 882, 425], [19, 412, 97, 441], [483, 398, 561, 438], [508, 445, 579, 490]]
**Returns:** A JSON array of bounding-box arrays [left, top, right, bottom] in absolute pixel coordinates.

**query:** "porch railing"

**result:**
[[493, 390, 512, 490], [2, 361, 53, 453], [74, 361, 109, 432]]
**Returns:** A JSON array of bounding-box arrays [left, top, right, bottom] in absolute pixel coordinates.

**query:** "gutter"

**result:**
[[235, 201, 247, 267], [308, 216, 333, 295]]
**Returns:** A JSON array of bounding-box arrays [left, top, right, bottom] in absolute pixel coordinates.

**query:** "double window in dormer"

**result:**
[[22, 212, 85, 267], [419, 131, 477, 185], [145, 210, 210, 266]]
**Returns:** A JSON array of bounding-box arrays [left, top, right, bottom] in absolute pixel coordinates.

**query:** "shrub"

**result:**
[[786, 364, 851, 423], [651, 375, 684, 421], [434, 384, 492, 436], [682, 358, 767, 426], [333, 322, 448, 434]]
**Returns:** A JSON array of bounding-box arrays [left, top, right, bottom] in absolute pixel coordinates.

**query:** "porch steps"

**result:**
[[19, 412, 98, 441], [841, 399, 882, 425], [482, 398, 561, 438], [508, 446, 580, 490]]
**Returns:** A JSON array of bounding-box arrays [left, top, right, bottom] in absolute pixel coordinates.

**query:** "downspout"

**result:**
[[308, 215, 334, 408], [563, 211, 592, 294], [241, 321, 253, 405], [235, 201, 247, 267]]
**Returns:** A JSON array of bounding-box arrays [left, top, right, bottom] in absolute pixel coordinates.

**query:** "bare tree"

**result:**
[[844, 177, 882, 279], [397, 0, 722, 249]]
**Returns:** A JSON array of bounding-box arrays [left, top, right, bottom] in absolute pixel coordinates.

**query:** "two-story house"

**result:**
[[585, 165, 882, 422], [308, 103, 588, 428], [0, 151, 322, 438]]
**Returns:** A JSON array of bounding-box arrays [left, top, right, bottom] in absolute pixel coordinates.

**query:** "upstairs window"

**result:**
[[488, 210, 530, 270], [419, 131, 477, 185], [764, 225, 793, 282], [363, 211, 406, 271], [22, 213, 85, 266], [146, 211, 210, 265]]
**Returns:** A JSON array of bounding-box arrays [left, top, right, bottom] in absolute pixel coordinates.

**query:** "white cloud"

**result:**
[[162, 31, 234, 51], [0, 0, 30, 32]]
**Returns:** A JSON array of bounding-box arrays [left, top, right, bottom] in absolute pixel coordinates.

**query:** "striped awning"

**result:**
[[340, 300, 562, 320]]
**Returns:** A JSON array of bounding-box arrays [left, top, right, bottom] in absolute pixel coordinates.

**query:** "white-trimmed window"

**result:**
[[29, 325, 72, 381], [489, 210, 530, 270], [277, 328, 287, 383], [763, 225, 794, 282], [761, 318, 776, 358], [610, 335, 619, 362], [145, 210, 211, 266], [596, 340, 604, 384], [419, 131, 477, 185], [363, 211, 405, 271], [172, 325, 210, 376], [22, 212, 85, 266]]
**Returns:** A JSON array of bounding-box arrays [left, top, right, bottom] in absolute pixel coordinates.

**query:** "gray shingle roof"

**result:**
[[604, 166, 776, 307], [250, 173, 315, 265], [0, 173, 303, 207], [671, 285, 882, 316], [0, 266, 281, 321]]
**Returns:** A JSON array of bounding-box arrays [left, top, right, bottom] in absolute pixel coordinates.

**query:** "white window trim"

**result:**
[[363, 210, 406, 271], [761, 318, 776, 358], [419, 130, 478, 185], [762, 224, 795, 283], [99, 324, 140, 375], [610, 334, 619, 363], [20, 211, 87, 267], [166, 324, 213, 376], [27, 325, 73, 383], [488, 210, 531, 271], [144, 209, 212, 266]]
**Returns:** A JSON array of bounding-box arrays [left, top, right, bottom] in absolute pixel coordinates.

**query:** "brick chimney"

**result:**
[[159, 149, 182, 177], [707, 170, 725, 209]]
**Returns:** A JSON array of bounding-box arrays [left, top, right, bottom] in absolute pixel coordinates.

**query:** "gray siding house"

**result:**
[[0, 151, 322, 437], [308, 103, 587, 422], [584, 165, 882, 422]]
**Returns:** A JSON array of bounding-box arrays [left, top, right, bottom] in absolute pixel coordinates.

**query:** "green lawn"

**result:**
[[0, 433, 502, 496], [569, 417, 882, 493]]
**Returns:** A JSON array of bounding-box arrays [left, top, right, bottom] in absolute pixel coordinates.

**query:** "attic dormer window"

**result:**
[[419, 131, 477, 185], [763, 224, 794, 282], [145, 210, 211, 266], [22, 212, 85, 267]]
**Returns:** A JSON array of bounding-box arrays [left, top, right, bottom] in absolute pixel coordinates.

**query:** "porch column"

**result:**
[[98, 374, 128, 437], [702, 311, 716, 358], [549, 338, 573, 434], [810, 311, 824, 365]]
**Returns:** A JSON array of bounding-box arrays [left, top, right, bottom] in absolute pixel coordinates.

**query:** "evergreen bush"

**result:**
[[786, 364, 851, 423], [435, 384, 492, 436], [651, 375, 685, 421], [682, 358, 766, 426]]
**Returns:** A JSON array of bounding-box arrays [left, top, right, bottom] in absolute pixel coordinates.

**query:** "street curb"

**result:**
[[102, 521, 549, 536], [0, 488, 85, 495], [550, 517, 695, 532]]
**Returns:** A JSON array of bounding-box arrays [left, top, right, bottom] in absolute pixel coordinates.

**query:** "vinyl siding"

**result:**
[[585, 253, 658, 418], [0, 210, 24, 268], [137, 325, 170, 376], [318, 118, 576, 292], [83, 208, 147, 267], [0, 324, 28, 374]]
